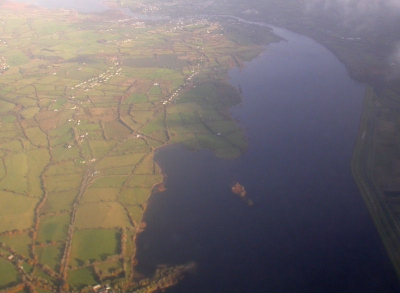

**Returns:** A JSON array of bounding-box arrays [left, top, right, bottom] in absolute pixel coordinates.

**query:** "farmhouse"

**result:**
[[92, 284, 112, 293]]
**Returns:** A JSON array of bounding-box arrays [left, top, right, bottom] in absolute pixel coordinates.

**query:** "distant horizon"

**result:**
[[12, 0, 107, 12]]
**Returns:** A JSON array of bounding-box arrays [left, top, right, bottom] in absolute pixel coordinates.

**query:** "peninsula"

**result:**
[[0, 1, 280, 292]]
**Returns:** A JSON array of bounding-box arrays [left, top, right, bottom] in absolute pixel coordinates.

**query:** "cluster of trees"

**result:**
[[60, 206, 79, 280], [35, 241, 58, 247], [60, 171, 93, 282], [30, 177, 49, 262], [0, 248, 57, 293], [0, 242, 15, 253], [0, 242, 32, 265], [128, 266, 185, 293], [120, 227, 127, 259], [21, 274, 56, 293], [0, 284, 25, 293], [69, 254, 121, 271], [0, 229, 27, 237], [94, 265, 124, 281], [37, 263, 59, 279]]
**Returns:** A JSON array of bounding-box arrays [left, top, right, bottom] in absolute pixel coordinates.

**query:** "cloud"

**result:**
[[305, 0, 400, 15], [304, 0, 400, 31], [388, 0, 400, 9]]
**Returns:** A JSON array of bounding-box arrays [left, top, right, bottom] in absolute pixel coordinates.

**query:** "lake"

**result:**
[[9, 1, 400, 291], [135, 26, 400, 293]]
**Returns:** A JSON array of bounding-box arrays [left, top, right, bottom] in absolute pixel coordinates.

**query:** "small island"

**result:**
[[232, 183, 246, 198], [231, 183, 253, 206], [0, 1, 277, 291]]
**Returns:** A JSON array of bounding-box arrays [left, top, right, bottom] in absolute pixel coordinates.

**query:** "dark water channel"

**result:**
[[136, 27, 400, 293]]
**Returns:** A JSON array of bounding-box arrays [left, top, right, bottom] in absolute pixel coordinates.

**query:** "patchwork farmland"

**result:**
[[0, 2, 279, 292]]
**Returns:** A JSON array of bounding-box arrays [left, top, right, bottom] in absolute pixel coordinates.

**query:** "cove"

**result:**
[[135, 26, 400, 292]]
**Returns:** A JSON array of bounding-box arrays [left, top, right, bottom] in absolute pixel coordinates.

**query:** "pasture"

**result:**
[[70, 229, 121, 266], [0, 258, 19, 289], [0, 153, 28, 194], [36, 244, 63, 272], [67, 267, 97, 289], [75, 202, 131, 229], [82, 188, 120, 203], [0, 2, 262, 290], [41, 190, 78, 214], [36, 214, 70, 243], [119, 187, 152, 206], [0, 233, 31, 258], [0, 192, 37, 233]]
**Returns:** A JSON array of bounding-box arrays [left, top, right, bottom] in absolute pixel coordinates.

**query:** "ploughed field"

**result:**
[[0, 2, 280, 292]]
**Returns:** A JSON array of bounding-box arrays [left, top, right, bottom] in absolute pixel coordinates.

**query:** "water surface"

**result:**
[[136, 26, 400, 293], [8, 1, 400, 290]]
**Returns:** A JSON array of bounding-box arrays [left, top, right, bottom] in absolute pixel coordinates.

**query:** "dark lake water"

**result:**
[[10, 0, 400, 290], [135, 27, 400, 293]]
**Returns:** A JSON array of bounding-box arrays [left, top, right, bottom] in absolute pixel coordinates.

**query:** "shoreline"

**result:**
[[351, 85, 400, 279]]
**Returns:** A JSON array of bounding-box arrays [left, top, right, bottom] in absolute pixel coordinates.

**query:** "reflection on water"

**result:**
[[136, 26, 400, 293]]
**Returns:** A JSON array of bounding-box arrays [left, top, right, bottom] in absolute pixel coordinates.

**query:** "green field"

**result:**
[[0, 192, 37, 233], [96, 154, 146, 170], [119, 188, 152, 205], [0, 233, 32, 258], [0, 258, 19, 289], [82, 188, 120, 203], [67, 267, 97, 289], [70, 229, 121, 266], [36, 214, 70, 243], [36, 245, 63, 272], [41, 190, 78, 214], [90, 140, 118, 157], [75, 202, 131, 229], [89, 176, 128, 189], [28, 148, 51, 198], [0, 153, 28, 193], [0, 1, 272, 291]]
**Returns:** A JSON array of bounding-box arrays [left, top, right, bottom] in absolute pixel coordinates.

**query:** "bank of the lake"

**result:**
[[136, 26, 400, 293], [7, 1, 400, 290]]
